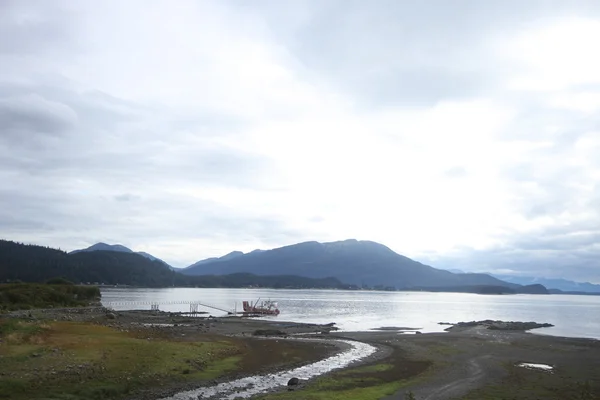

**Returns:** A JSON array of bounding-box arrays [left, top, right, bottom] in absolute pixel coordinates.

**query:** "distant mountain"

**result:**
[[1, 239, 552, 293], [70, 242, 173, 269], [71, 242, 133, 254], [182, 239, 523, 291], [186, 251, 245, 269], [447, 268, 466, 274], [493, 275, 600, 293]]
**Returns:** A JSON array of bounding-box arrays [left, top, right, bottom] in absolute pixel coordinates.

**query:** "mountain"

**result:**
[[70, 242, 173, 269], [186, 251, 245, 269], [182, 239, 522, 290], [70, 242, 133, 254], [1, 240, 176, 287], [493, 275, 600, 293], [185, 272, 344, 289], [0, 240, 345, 289], [3, 238, 551, 293]]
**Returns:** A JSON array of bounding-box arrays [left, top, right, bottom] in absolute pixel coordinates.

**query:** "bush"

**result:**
[[46, 277, 74, 285], [0, 283, 100, 311]]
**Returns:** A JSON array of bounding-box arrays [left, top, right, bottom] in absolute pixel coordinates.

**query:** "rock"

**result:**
[[252, 329, 285, 336], [287, 377, 300, 386], [106, 312, 116, 320], [415, 331, 422, 334]]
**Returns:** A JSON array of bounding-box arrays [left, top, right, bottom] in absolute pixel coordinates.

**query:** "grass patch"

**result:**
[[0, 319, 47, 339], [0, 320, 242, 400], [338, 363, 394, 375], [0, 283, 100, 312]]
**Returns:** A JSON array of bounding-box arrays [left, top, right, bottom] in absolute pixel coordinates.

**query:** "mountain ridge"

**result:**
[[70, 242, 173, 269], [492, 274, 600, 293], [0, 240, 351, 289], [182, 239, 528, 291]]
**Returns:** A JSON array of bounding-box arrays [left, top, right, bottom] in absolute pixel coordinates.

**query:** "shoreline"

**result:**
[[2, 308, 599, 399]]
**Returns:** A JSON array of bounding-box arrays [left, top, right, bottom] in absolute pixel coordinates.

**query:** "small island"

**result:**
[[443, 319, 554, 331]]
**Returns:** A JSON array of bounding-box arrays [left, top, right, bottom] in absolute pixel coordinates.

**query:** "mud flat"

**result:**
[[330, 324, 600, 400], [2, 309, 600, 400]]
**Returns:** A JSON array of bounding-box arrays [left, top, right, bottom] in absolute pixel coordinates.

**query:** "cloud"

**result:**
[[0, 94, 77, 138], [0, 0, 599, 280]]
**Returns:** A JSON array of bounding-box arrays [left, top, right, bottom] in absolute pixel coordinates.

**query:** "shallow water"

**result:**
[[159, 339, 376, 400], [102, 288, 600, 339], [518, 363, 554, 372]]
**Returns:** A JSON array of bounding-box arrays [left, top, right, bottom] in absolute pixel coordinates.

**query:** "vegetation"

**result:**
[[45, 277, 74, 285], [0, 320, 242, 400], [0, 283, 100, 312], [0, 240, 177, 287]]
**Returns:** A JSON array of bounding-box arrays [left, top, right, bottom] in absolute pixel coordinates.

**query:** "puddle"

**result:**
[[517, 362, 553, 372], [372, 326, 422, 331], [160, 339, 377, 400]]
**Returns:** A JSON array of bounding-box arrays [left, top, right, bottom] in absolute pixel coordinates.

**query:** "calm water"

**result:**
[[101, 288, 600, 340]]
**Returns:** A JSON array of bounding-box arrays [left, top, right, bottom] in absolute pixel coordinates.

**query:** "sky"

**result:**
[[1, 1, 599, 282]]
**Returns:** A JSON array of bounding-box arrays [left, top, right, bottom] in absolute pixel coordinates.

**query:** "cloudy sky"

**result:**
[[1, 1, 599, 282]]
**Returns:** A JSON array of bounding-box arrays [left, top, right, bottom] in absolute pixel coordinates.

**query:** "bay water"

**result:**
[[101, 288, 600, 339]]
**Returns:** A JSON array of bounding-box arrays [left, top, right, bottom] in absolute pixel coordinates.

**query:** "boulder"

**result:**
[[287, 377, 300, 390]]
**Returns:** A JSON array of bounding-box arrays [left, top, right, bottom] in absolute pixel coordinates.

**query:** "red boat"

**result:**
[[242, 299, 280, 316]]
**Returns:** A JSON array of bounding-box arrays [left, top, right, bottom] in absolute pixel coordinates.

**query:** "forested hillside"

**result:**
[[0, 240, 343, 289], [0, 240, 176, 287]]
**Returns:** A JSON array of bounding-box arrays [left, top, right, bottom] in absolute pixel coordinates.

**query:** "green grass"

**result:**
[[0, 283, 100, 312], [0, 319, 47, 337], [0, 320, 242, 400], [337, 363, 394, 375]]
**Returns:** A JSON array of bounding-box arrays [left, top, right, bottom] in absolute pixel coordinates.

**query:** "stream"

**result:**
[[160, 339, 377, 400]]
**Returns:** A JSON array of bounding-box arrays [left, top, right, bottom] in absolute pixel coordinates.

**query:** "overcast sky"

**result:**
[[1, 1, 599, 282]]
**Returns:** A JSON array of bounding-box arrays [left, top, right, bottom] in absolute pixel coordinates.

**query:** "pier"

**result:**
[[104, 300, 236, 315]]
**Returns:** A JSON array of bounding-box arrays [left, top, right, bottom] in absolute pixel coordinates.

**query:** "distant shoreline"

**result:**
[[97, 284, 600, 296]]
